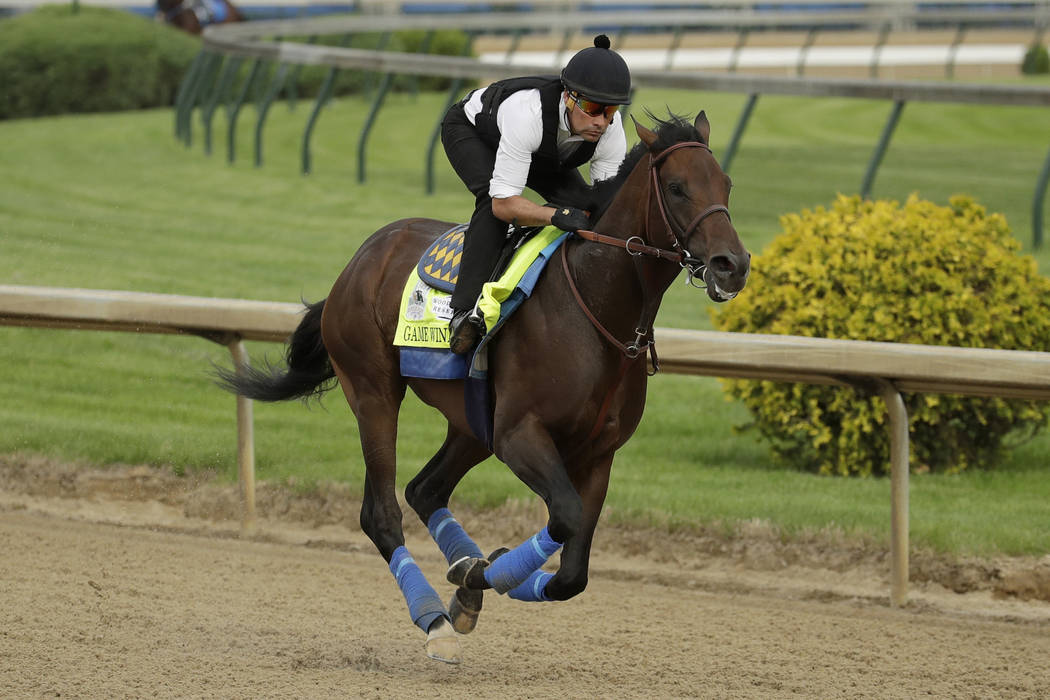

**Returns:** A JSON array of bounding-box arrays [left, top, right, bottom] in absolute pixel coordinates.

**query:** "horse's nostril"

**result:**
[[709, 255, 735, 275]]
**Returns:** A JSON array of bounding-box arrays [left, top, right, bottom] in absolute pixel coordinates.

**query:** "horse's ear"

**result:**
[[694, 110, 711, 144], [633, 115, 658, 148]]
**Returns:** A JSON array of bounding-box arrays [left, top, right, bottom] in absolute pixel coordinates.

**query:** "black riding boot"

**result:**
[[449, 308, 485, 355]]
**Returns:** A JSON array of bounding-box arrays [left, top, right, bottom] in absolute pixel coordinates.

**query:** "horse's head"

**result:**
[[634, 112, 750, 302]]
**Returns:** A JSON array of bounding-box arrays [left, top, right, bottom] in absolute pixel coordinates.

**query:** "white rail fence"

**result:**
[[3, 284, 1050, 605]]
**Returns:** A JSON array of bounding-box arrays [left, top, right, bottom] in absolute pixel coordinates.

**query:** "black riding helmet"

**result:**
[[560, 34, 632, 105]]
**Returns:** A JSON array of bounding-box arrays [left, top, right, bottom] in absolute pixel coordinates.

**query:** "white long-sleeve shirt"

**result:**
[[462, 87, 627, 200]]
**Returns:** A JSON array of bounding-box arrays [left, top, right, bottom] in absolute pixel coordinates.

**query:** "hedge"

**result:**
[[0, 5, 474, 120], [712, 194, 1050, 476], [0, 5, 200, 119], [1022, 44, 1050, 75]]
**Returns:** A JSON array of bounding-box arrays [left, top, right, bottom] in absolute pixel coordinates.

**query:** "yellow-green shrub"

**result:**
[[712, 194, 1050, 476]]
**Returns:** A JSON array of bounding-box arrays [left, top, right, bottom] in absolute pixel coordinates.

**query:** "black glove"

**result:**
[[550, 206, 591, 232]]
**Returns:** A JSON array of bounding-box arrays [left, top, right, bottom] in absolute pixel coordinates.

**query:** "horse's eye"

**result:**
[[668, 182, 685, 197]]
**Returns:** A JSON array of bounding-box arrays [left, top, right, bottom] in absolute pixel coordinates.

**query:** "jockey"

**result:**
[[441, 34, 632, 355]]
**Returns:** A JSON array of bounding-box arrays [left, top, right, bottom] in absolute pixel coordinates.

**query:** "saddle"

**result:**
[[416, 223, 547, 295], [395, 222, 564, 362]]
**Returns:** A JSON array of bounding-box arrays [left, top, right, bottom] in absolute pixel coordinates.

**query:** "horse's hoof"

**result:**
[[446, 556, 490, 590], [488, 546, 510, 562], [424, 617, 461, 665], [448, 586, 483, 635]]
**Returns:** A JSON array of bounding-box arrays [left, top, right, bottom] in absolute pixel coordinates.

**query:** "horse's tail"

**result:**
[[215, 299, 336, 402]]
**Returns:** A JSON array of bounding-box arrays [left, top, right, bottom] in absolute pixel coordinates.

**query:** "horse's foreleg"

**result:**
[[449, 415, 584, 599], [541, 454, 612, 602], [491, 454, 612, 603]]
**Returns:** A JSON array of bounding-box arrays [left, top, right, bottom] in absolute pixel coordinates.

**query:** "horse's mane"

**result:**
[[586, 110, 702, 224]]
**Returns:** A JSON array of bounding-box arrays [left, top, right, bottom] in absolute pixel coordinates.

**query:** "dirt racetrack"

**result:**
[[2, 457, 1049, 699]]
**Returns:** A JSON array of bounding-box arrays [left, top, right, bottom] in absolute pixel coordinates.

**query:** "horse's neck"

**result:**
[[565, 164, 681, 340]]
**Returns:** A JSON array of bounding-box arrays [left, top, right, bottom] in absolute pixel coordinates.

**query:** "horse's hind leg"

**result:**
[[405, 425, 495, 633], [331, 362, 460, 663]]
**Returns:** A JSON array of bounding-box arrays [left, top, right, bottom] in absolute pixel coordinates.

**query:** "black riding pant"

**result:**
[[441, 102, 587, 311]]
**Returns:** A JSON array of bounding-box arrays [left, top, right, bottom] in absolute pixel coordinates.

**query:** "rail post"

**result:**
[[202, 56, 241, 157], [945, 24, 967, 79], [1034, 146, 1050, 249], [357, 32, 396, 184], [255, 63, 291, 168], [797, 27, 819, 77], [226, 59, 264, 165], [728, 28, 750, 73], [174, 50, 207, 141], [722, 92, 758, 174], [664, 26, 685, 70], [861, 99, 905, 199], [878, 379, 910, 607], [301, 34, 353, 175], [227, 338, 257, 536], [870, 21, 891, 79], [177, 51, 221, 148]]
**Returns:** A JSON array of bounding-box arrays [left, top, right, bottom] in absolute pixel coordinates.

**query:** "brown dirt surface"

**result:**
[[2, 455, 1049, 699]]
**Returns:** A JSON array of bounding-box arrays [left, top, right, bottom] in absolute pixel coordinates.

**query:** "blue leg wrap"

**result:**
[[507, 570, 554, 602], [427, 507, 483, 565], [483, 526, 562, 595], [388, 546, 447, 632]]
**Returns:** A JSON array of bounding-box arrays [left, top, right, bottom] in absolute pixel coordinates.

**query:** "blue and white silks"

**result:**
[[388, 546, 447, 632]]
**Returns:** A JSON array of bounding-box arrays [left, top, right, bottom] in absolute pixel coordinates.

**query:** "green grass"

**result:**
[[1, 85, 1048, 557]]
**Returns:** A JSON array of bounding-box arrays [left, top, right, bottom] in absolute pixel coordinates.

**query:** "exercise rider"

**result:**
[[440, 34, 632, 355]]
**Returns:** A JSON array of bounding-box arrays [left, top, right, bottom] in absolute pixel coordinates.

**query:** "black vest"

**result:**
[[472, 76, 598, 174]]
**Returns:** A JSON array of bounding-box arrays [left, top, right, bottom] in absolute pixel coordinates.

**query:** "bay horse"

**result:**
[[218, 111, 750, 664], [156, 0, 244, 35]]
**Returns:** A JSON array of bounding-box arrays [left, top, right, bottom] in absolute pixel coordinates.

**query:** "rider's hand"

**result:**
[[550, 207, 591, 232]]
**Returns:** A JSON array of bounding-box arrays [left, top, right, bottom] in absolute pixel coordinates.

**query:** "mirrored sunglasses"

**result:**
[[568, 92, 619, 120]]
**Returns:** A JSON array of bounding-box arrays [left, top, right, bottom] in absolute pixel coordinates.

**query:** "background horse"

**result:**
[[219, 111, 750, 664], [156, 0, 245, 35]]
